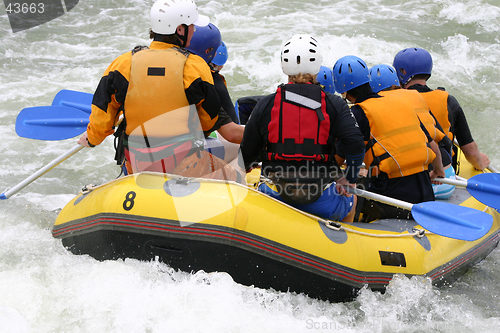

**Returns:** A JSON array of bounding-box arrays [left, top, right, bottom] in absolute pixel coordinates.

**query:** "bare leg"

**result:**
[[342, 195, 357, 223]]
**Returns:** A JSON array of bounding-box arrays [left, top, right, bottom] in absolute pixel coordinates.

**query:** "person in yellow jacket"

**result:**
[[393, 47, 490, 172], [77, 0, 240, 182], [369, 64, 453, 199], [333, 56, 439, 221]]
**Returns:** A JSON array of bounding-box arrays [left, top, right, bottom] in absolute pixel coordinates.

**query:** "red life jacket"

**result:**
[[266, 83, 332, 162]]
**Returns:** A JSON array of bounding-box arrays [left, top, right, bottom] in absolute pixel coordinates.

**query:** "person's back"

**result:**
[[333, 56, 436, 221], [356, 91, 435, 179], [369, 64, 452, 199], [240, 35, 365, 222], [78, 0, 240, 182], [393, 47, 490, 172]]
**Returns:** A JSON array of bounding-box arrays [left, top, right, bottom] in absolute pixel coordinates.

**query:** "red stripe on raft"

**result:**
[[54, 216, 499, 285], [428, 233, 500, 281], [53, 216, 393, 285]]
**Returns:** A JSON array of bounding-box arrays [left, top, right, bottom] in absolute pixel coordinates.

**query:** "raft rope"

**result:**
[[323, 220, 428, 238], [79, 173, 429, 238], [254, 175, 429, 238], [80, 171, 500, 239]]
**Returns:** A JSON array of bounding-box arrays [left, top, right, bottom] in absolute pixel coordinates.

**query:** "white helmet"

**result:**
[[280, 34, 322, 76], [150, 0, 210, 35]]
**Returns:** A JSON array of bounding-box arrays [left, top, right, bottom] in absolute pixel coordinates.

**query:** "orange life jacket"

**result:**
[[420, 89, 452, 142], [380, 89, 446, 143], [357, 94, 435, 178], [124, 47, 198, 138], [123, 47, 204, 174]]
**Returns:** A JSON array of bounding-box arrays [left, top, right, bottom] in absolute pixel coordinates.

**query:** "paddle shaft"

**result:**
[[1, 145, 84, 200], [346, 185, 492, 241], [435, 177, 466, 187], [487, 165, 499, 173], [434, 175, 499, 189], [347, 187, 413, 210]]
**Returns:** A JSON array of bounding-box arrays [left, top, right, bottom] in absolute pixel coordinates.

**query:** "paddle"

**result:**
[[348, 187, 493, 241], [52, 89, 93, 114], [436, 173, 500, 210], [16, 106, 90, 140], [487, 165, 499, 173], [0, 145, 84, 200]]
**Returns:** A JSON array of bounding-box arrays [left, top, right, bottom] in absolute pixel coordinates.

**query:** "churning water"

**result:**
[[1, 0, 499, 332]]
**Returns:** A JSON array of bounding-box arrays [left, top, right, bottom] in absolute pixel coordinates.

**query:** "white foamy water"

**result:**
[[1, 0, 500, 332]]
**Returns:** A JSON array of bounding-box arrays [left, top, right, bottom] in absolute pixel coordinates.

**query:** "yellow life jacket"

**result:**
[[420, 89, 451, 141], [124, 47, 196, 138], [380, 89, 445, 143], [357, 95, 435, 179]]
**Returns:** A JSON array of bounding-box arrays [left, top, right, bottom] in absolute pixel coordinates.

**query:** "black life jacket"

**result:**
[[236, 95, 265, 125]]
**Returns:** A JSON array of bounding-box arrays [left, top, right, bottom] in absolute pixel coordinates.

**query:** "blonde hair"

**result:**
[[288, 73, 317, 84]]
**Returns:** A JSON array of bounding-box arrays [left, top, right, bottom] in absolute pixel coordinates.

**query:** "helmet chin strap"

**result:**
[[176, 24, 189, 47]]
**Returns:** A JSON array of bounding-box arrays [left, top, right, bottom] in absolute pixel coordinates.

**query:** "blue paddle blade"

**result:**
[[16, 106, 89, 140], [411, 201, 493, 241], [466, 173, 500, 210], [52, 89, 93, 114]]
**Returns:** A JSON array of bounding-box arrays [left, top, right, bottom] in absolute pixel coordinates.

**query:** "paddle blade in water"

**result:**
[[52, 89, 93, 114], [411, 201, 493, 241], [466, 173, 500, 210], [16, 106, 89, 140]]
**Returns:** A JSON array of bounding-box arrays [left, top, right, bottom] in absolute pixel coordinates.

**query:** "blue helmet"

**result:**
[[317, 66, 335, 94], [186, 23, 222, 63], [332, 55, 371, 94], [212, 41, 228, 66], [369, 64, 400, 93], [393, 47, 433, 85]]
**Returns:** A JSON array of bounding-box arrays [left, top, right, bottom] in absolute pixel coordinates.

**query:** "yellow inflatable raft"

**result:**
[[52, 155, 500, 302]]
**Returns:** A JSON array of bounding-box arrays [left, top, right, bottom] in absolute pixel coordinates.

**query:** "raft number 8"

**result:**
[[123, 191, 136, 211]]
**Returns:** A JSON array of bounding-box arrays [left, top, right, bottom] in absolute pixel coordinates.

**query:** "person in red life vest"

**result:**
[[77, 0, 240, 182], [239, 34, 365, 222], [368, 64, 450, 199], [393, 47, 490, 172], [334, 56, 437, 221]]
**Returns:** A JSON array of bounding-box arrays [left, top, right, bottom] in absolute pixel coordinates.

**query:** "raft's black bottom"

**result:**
[[57, 211, 500, 303], [62, 229, 360, 303]]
